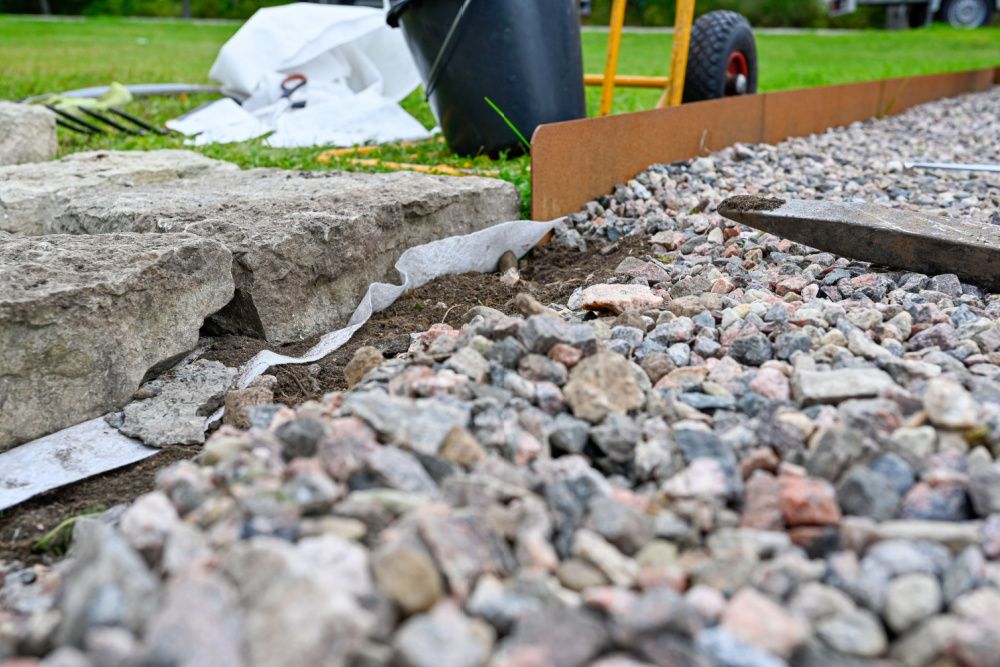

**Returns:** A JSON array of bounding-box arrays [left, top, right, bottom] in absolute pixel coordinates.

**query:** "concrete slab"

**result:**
[[7, 157, 521, 343], [0, 150, 238, 235], [0, 102, 57, 166], [0, 233, 234, 451]]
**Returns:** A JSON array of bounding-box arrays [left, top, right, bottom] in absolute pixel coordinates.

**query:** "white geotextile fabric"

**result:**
[[0, 219, 556, 510], [165, 2, 433, 148]]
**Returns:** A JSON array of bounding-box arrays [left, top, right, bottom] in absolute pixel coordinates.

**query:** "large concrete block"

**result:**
[[0, 102, 57, 166], [0, 233, 234, 450], [25, 165, 521, 343], [0, 150, 237, 235]]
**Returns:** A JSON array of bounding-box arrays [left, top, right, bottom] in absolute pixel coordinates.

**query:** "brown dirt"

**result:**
[[718, 194, 786, 213], [0, 235, 647, 566], [0, 446, 194, 565], [267, 238, 644, 403]]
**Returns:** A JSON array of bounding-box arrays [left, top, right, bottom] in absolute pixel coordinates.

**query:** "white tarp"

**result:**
[[166, 2, 433, 148], [0, 219, 557, 510]]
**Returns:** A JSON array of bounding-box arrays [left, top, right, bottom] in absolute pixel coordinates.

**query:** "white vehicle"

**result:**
[[827, 0, 996, 27]]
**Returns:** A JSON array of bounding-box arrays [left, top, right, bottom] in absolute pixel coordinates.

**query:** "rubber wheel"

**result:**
[[683, 10, 758, 104], [938, 0, 994, 27], [908, 2, 931, 26]]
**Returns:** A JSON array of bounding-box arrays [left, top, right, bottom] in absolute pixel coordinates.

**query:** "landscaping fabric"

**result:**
[[166, 2, 433, 147]]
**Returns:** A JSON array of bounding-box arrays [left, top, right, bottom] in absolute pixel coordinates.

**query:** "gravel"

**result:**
[[3, 88, 1000, 666]]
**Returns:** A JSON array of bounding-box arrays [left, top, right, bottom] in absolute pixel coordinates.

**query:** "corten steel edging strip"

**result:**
[[760, 80, 884, 145], [877, 68, 996, 116], [531, 67, 999, 221], [531, 92, 765, 221]]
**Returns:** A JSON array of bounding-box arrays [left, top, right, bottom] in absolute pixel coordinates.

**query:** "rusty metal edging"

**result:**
[[531, 67, 998, 221]]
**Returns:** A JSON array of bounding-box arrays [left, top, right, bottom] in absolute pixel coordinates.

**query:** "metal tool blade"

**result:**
[[905, 161, 1000, 174], [108, 107, 168, 135], [79, 107, 141, 135], [54, 117, 98, 134], [46, 105, 104, 134], [717, 195, 1000, 292]]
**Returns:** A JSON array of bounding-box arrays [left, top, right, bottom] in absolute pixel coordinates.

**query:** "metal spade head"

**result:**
[[717, 195, 1000, 293]]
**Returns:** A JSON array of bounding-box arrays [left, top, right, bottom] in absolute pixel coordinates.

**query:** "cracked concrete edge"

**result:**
[[0, 218, 558, 510]]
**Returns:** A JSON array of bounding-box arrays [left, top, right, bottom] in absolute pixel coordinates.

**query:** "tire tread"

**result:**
[[683, 10, 754, 103]]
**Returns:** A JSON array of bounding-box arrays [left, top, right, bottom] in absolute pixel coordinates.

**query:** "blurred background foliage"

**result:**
[[586, 0, 885, 28], [1, 0, 886, 25], [0, 0, 284, 18]]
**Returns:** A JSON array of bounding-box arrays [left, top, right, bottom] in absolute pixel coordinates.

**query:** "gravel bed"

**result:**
[[558, 86, 999, 247], [2, 87, 1000, 667]]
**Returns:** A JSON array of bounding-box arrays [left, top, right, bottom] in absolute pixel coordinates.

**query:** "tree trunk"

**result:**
[[39, 0, 51, 14], [182, 0, 191, 18]]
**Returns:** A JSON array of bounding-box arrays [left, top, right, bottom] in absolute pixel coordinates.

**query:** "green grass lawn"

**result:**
[[2, 15, 998, 215]]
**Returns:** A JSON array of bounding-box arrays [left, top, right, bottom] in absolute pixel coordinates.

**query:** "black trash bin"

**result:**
[[387, 0, 586, 157]]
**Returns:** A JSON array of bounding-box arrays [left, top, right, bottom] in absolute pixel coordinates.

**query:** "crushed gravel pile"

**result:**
[[2, 88, 1000, 667]]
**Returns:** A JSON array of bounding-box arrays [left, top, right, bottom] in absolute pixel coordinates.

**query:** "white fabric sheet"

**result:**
[[165, 2, 433, 148]]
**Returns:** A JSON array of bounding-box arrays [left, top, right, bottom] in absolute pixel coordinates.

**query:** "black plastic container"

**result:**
[[388, 0, 586, 157]]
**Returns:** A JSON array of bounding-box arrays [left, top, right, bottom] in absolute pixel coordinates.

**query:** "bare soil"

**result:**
[[718, 194, 786, 213], [0, 237, 645, 565], [0, 447, 194, 565]]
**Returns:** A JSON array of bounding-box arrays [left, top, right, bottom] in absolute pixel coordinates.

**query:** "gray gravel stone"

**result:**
[[792, 368, 897, 405], [924, 377, 979, 429], [141, 568, 243, 667], [815, 608, 888, 658], [884, 573, 943, 634], [372, 537, 443, 615], [222, 537, 374, 667], [564, 351, 645, 423], [275, 415, 328, 460], [728, 335, 773, 366], [549, 413, 591, 454], [586, 495, 655, 556], [393, 603, 494, 667], [836, 465, 900, 521], [590, 414, 641, 463], [695, 627, 786, 667], [491, 605, 609, 667], [943, 546, 986, 605], [967, 462, 1000, 517], [344, 393, 470, 455], [889, 615, 959, 667], [519, 315, 598, 355], [55, 519, 160, 646]]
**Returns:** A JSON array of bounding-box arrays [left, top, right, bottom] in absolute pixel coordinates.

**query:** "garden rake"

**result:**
[[34, 82, 168, 136]]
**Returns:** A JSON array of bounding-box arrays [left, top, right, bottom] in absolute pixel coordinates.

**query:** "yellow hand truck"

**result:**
[[585, 0, 758, 116]]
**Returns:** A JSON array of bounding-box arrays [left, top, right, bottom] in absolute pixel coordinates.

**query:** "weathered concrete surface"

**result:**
[[0, 150, 237, 235], [0, 102, 57, 166], [113, 359, 238, 447], [0, 233, 234, 451], [11, 161, 521, 343]]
